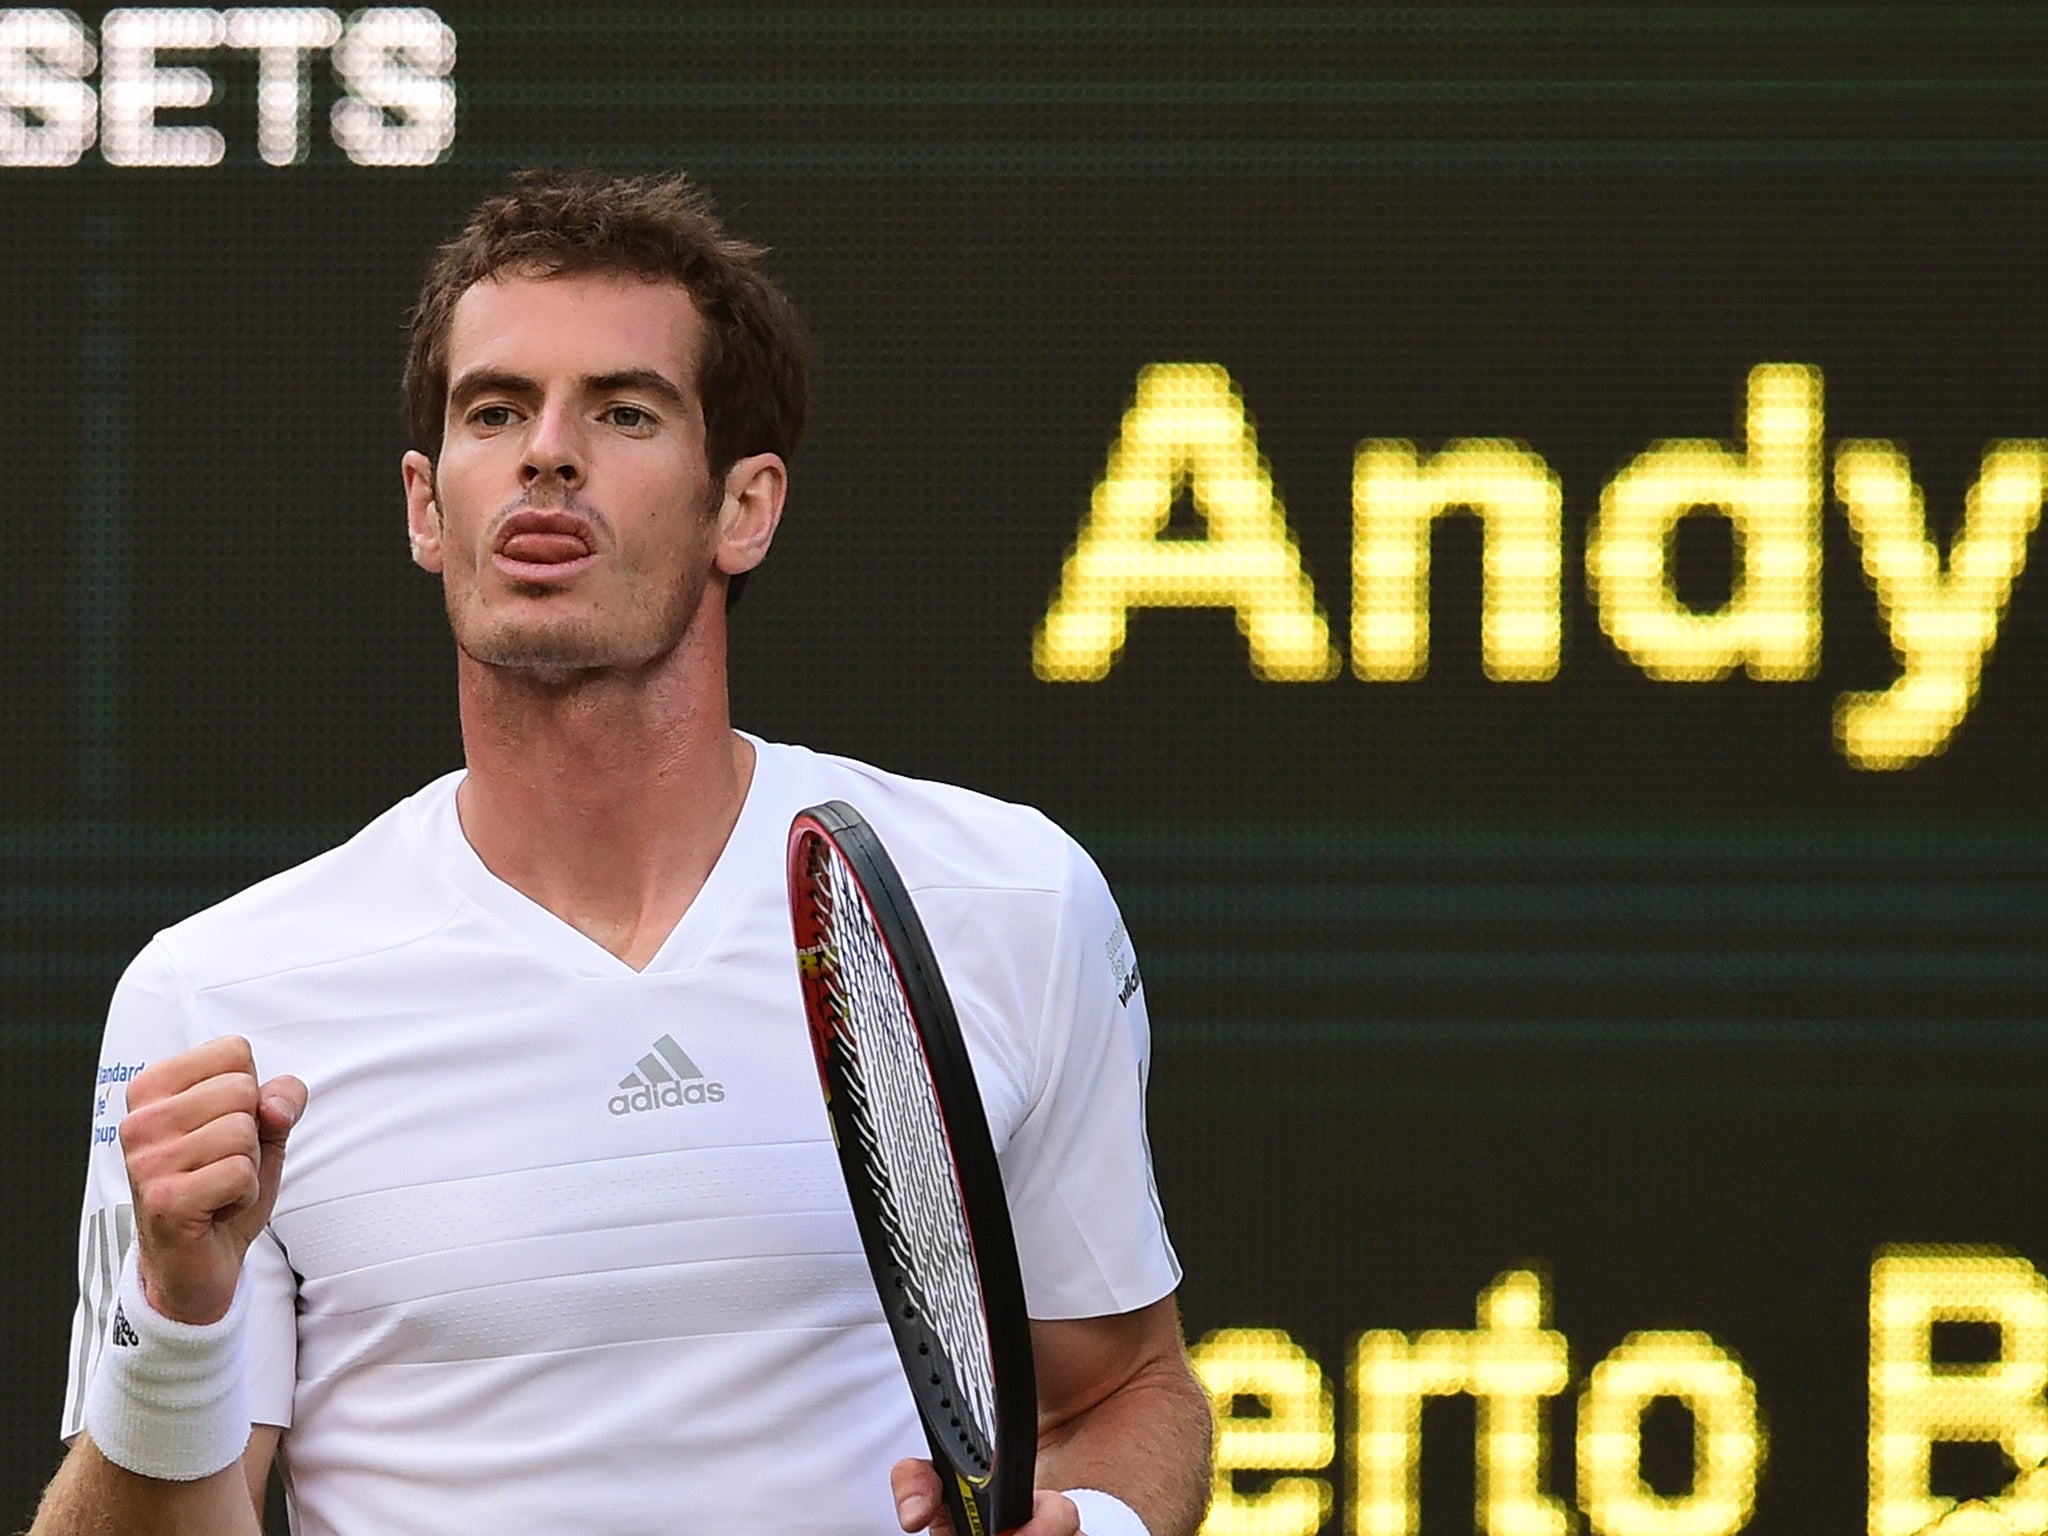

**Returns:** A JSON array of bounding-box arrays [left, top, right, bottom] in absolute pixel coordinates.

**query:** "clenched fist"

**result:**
[[118, 1036, 307, 1326]]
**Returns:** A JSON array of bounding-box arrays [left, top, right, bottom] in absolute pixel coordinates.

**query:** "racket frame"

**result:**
[[788, 800, 1037, 1536]]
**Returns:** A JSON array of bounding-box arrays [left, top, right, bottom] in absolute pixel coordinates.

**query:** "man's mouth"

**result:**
[[500, 531, 591, 563], [493, 510, 596, 569]]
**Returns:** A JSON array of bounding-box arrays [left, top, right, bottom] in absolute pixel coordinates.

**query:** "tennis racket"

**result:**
[[787, 800, 1037, 1536]]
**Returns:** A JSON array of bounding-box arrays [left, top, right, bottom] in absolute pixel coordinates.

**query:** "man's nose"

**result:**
[[520, 402, 585, 491]]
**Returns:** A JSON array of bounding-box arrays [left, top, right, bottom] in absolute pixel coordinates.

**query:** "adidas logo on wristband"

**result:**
[[84, 1246, 253, 1483]]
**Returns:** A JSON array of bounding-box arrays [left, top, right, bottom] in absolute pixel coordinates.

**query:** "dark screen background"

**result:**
[[4, 7, 2046, 1534]]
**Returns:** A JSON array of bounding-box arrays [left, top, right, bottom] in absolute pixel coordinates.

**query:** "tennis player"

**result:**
[[31, 171, 1212, 1536]]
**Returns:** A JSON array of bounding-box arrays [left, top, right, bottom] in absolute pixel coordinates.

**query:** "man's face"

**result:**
[[403, 270, 766, 677]]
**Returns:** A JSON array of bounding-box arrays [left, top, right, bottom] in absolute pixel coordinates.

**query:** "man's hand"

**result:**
[[119, 1036, 306, 1325], [891, 1458, 1082, 1535], [885, 1298, 1211, 1535]]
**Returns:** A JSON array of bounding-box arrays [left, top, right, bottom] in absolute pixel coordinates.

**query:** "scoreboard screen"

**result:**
[[3, 8, 2045, 1536]]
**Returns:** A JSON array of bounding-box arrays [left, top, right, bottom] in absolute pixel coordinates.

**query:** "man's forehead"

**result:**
[[446, 269, 704, 384]]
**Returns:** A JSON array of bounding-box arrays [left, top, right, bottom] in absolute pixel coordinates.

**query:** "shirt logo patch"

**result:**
[[93, 1060, 146, 1146], [1106, 918, 1143, 1007], [608, 1033, 727, 1116]]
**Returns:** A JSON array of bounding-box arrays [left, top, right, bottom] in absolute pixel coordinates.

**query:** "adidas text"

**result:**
[[610, 1079, 726, 1116]]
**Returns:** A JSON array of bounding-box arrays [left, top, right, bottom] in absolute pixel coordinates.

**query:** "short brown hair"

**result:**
[[404, 166, 808, 490]]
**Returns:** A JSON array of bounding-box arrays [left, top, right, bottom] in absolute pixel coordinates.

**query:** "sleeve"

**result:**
[[60, 939, 301, 1442], [999, 836, 1182, 1320]]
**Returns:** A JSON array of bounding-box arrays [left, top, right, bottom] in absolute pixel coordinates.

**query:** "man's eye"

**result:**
[[474, 405, 515, 428], [607, 405, 651, 429]]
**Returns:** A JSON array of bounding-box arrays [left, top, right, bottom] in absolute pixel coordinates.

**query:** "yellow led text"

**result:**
[[1352, 441, 1564, 682], [1193, 1327, 1338, 1536], [1351, 1271, 1573, 1536], [1870, 1248, 2048, 1536], [1189, 1250, 2048, 1536], [1031, 363, 1341, 683], [1194, 1267, 1769, 1536], [1034, 364, 2045, 769], [1833, 444, 2048, 769], [1577, 1333, 1762, 1536], [1584, 364, 1823, 684]]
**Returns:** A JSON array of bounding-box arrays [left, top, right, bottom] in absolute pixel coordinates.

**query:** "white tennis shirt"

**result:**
[[63, 738, 1179, 1535]]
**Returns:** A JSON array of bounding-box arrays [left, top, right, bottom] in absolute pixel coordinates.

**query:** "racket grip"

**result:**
[[923, 1423, 997, 1536]]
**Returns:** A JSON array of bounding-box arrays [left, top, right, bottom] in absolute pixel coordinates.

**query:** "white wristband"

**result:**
[[1064, 1488, 1153, 1536], [83, 1244, 251, 1481]]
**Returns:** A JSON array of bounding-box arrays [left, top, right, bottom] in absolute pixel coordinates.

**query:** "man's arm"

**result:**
[[27, 1425, 277, 1536], [34, 1034, 304, 1536], [1030, 1297, 1213, 1534], [893, 1295, 1214, 1536]]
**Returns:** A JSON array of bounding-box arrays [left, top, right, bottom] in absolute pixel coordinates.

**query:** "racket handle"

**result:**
[[924, 1424, 1000, 1536]]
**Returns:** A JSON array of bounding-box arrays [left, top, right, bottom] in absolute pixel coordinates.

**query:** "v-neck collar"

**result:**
[[419, 732, 784, 979]]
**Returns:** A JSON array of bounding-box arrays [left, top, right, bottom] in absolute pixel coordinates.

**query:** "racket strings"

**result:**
[[814, 847, 1001, 1460]]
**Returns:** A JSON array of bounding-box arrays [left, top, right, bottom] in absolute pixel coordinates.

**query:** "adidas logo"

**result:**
[[110, 1303, 138, 1349], [608, 1033, 726, 1117]]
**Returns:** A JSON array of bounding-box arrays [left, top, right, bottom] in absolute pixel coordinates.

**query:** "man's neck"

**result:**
[[451, 643, 754, 972]]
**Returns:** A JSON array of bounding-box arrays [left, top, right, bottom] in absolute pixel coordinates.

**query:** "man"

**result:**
[[31, 171, 1212, 1536]]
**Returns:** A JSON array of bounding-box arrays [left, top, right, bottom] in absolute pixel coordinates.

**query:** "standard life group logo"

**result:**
[[0, 7, 456, 167], [1034, 364, 2045, 771]]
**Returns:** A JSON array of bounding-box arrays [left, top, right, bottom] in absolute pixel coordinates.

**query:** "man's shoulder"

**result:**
[[151, 774, 466, 994], [762, 740, 1078, 899]]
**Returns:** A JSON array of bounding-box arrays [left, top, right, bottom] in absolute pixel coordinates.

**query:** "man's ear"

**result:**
[[713, 453, 788, 577], [402, 450, 444, 573]]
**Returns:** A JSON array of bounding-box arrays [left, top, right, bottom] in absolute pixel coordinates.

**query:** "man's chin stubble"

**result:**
[[451, 604, 703, 682], [446, 564, 713, 681], [458, 626, 661, 680]]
